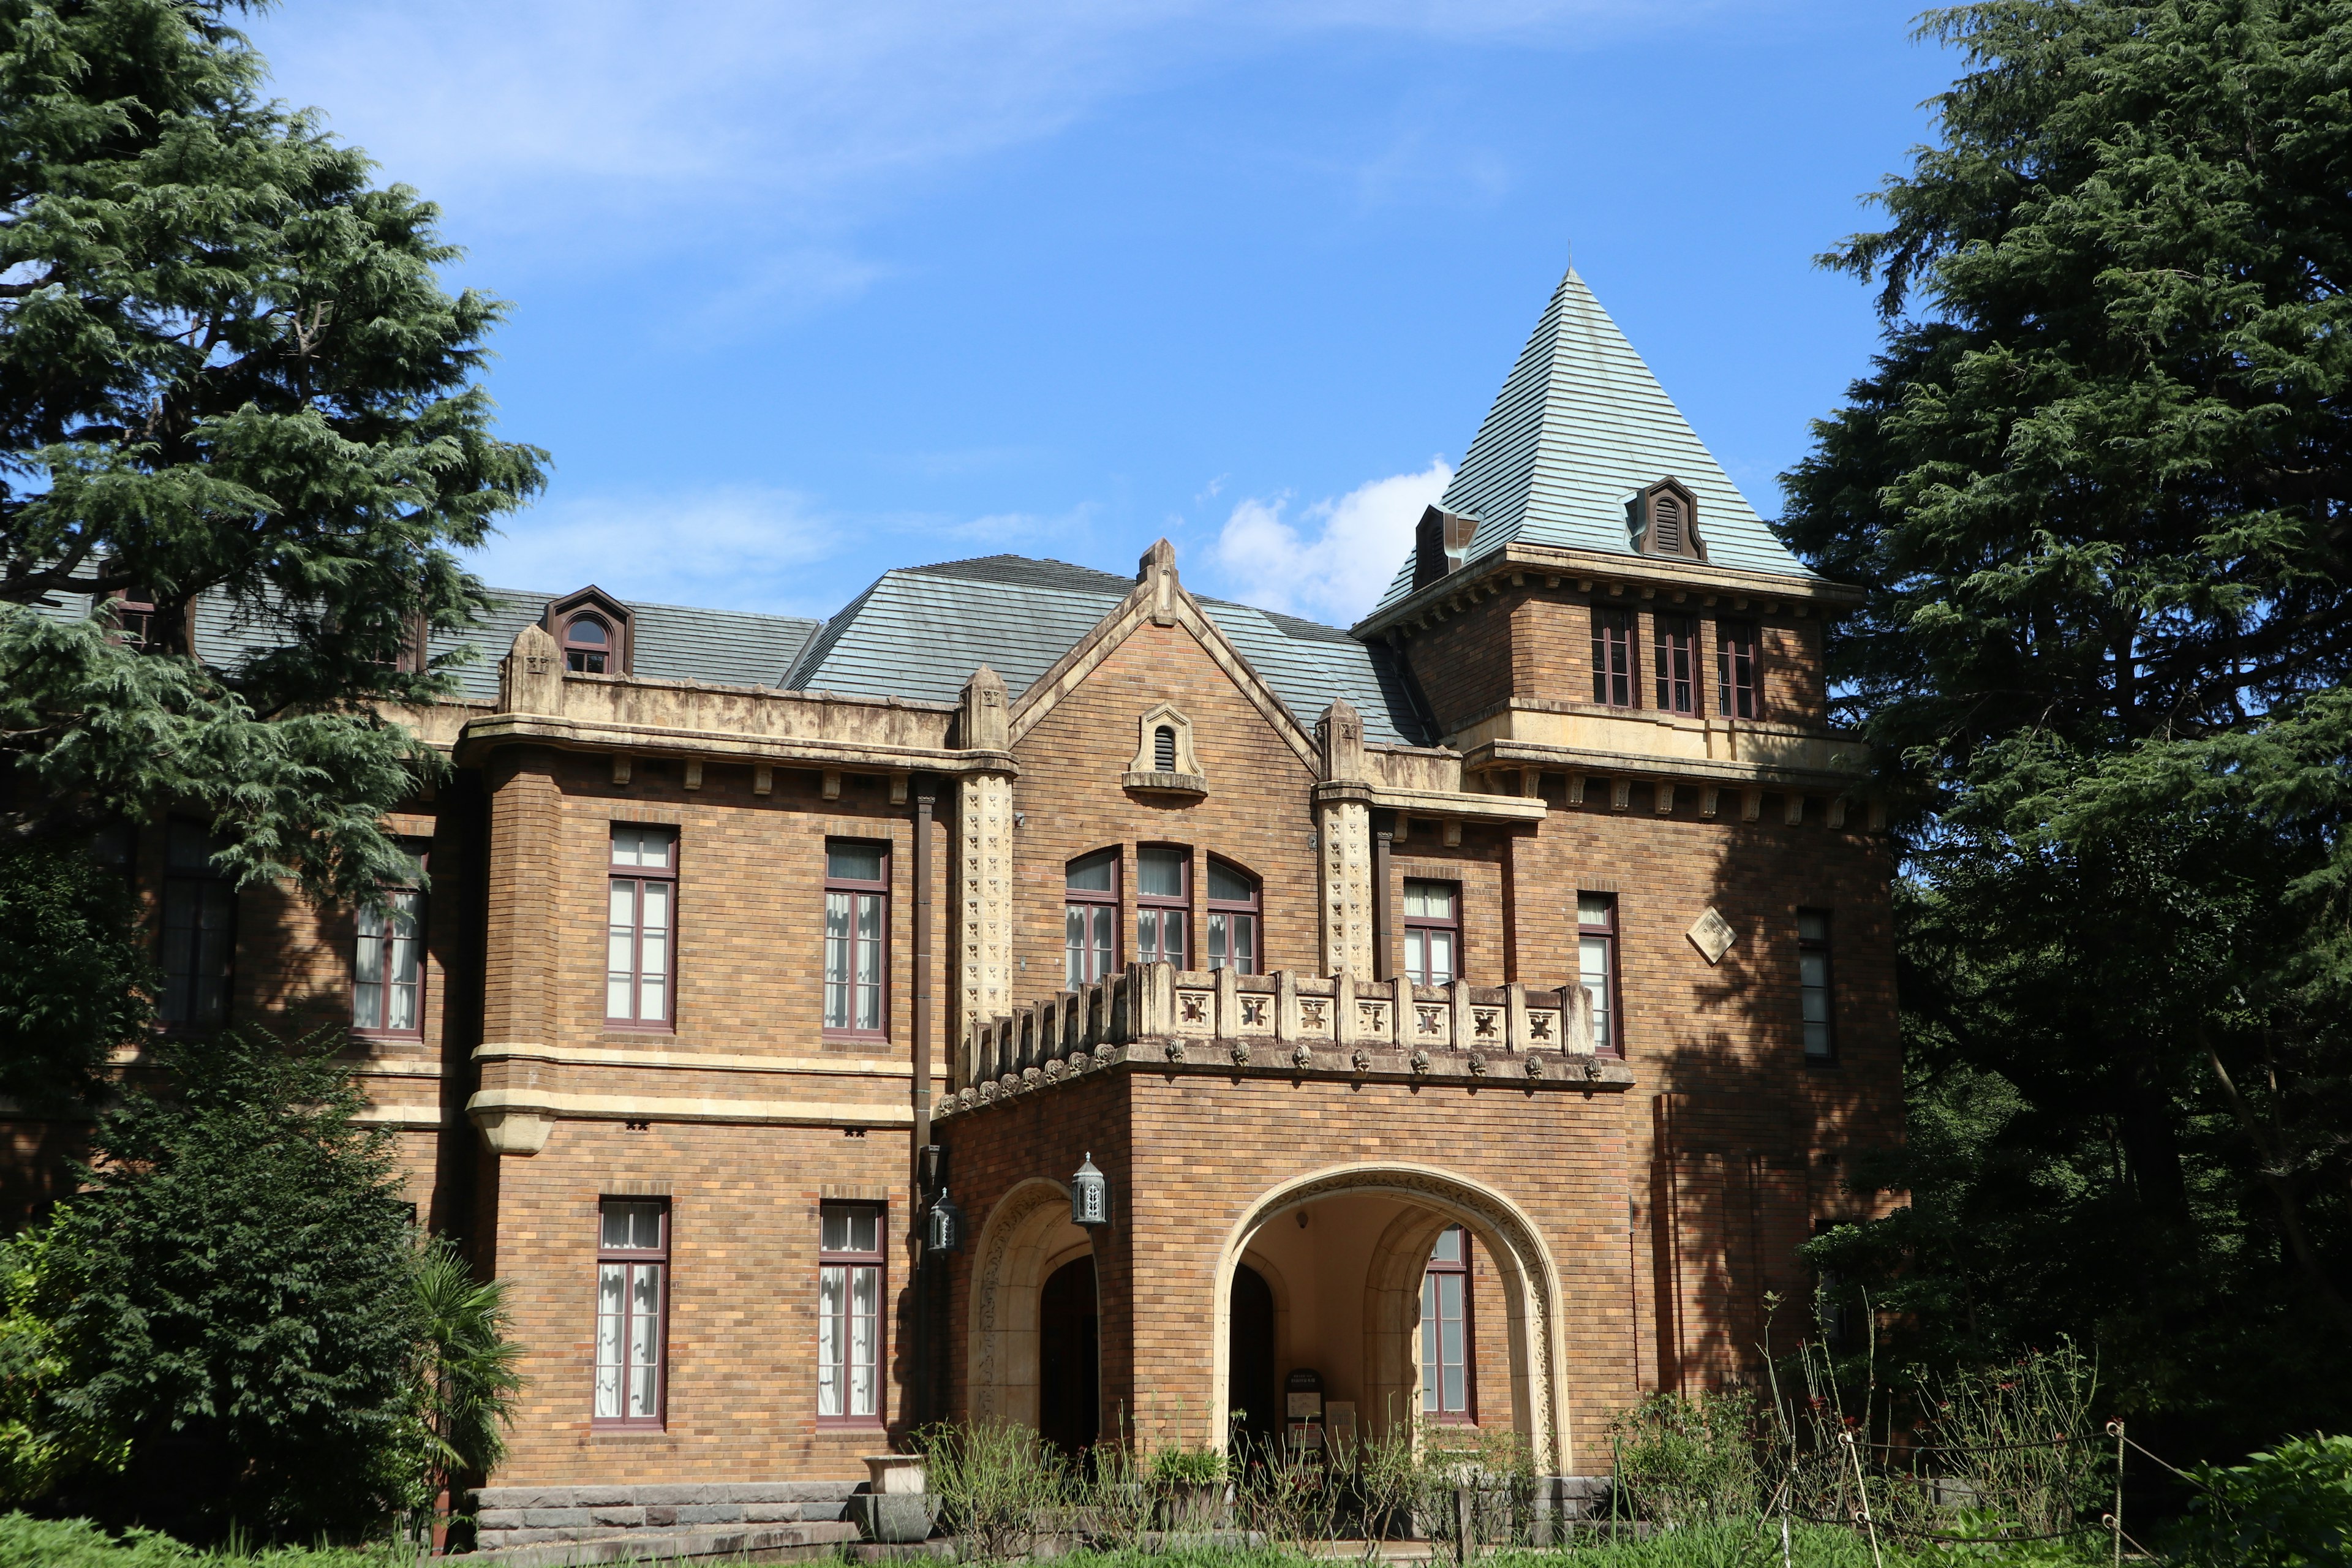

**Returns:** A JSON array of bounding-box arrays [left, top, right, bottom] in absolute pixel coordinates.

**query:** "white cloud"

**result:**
[[1207, 457, 1452, 624], [466, 486, 842, 612]]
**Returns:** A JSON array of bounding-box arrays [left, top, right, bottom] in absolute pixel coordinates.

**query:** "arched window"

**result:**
[[1205, 858, 1259, 973], [1065, 850, 1118, 986], [1135, 846, 1187, 968], [1420, 1226, 1474, 1421], [565, 613, 612, 674], [1153, 725, 1177, 772]]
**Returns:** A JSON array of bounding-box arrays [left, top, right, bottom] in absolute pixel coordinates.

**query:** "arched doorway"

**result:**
[[1227, 1264, 1278, 1456], [1038, 1257, 1099, 1456], [965, 1179, 1093, 1428]]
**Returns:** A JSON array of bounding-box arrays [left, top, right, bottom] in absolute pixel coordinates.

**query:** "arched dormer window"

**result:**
[[564, 613, 611, 674], [1205, 858, 1260, 973], [1630, 479, 1703, 560]]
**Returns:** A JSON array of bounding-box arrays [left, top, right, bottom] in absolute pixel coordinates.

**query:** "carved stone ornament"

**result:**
[[1529, 1012, 1554, 1041], [1410, 1049, 1430, 1074], [1417, 1005, 1444, 1036], [979, 1083, 998, 1103], [1164, 1040, 1186, 1062], [1687, 906, 1737, 965], [1292, 1042, 1314, 1069], [1241, 996, 1267, 1027], [1583, 1055, 1606, 1082], [1468, 1054, 1487, 1076], [1524, 1054, 1545, 1078], [1474, 1009, 1500, 1038], [1231, 1042, 1252, 1066], [1301, 1000, 1327, 1030], [1044, 1060, 1063, 1081], [1351, 1048, 1372, 1072]]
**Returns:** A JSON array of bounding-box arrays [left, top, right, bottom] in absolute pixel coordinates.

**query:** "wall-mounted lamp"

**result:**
[[1071, 1153, 1110, 1227]]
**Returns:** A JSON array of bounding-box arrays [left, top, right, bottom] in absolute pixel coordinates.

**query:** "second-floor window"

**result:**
[[160, 820, 235, 1028], [1066, 850, 1118, 986], [1718, 620, 1761, 719], [608, 825, 676, 1026], [1578, 893, 1619, 1055], [1421, 1226, 1474, 1420], [824, 841, 887, 1036], [1205, 858, 1259, 973], [1592, 606, 1638, 708], [352, 842, 426, 1035], [1799, 909, 1834, 1061], [1403, 880, 1459, 986], [818, 1204, 884, 1425], [1654, 614, 1698, 715], [1136, 846, 1187, 968]]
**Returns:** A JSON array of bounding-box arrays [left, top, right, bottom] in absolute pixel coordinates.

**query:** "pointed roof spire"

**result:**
[[1376, 267, 1807, 608]]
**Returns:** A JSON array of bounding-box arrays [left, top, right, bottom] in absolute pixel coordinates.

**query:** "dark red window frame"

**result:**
[[593, 1197, 669, 1429], [1717, 620, 1762, 720], [351, 840, 428, 1038], [1205, 856, 1260, 973], [1420, 1225, 1476, 1422], [607, 825, 676, 1030], [817, 1202, 887, 1428], [109, 586, 159, 650], [1654, 614, 1698, 715], [1135, 845, 1188, 970], [1065, 850, 1119, 986], [1577, 892, 1621, 1058], [1402, 879, 1461, 986], [565, 612, 613, 674], [823, 840, 889, 1039], [1798, 908, 1835, 1062], [1592, 606, 1638, 709]]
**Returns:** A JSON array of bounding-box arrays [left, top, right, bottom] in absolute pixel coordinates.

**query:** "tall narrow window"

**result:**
[[1403, 880, 1459, 986], [1798, 909, 1834, 1061], [564, 613, 611, 674], [1591, 607, 1637, 708], [608, 826, 676, 1026], [824, 841, 888, 1036], [1717, 621, 1761, 719], [595, 1199, 667, 1426], [818, 1204, 884, 1425], [1205, 858, 1259, 973], [1653, 615, 1698, 714], [1577, 894, 1619, 1056], [1420, 1226, 1473, 1420], [1065, 851, 1118, 986], [160, 821, 236, 1027], [1136, 846, 1188, 968], [353, 842, 426, 1036]]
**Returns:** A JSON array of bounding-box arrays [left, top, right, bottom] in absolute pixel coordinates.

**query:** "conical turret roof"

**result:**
[[1375, 268, 1809, 609]]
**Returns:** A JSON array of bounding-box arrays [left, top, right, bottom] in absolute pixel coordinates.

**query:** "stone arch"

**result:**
[[967, 1178, 1091, 1428], [1207, 1163, 1570, 1474]]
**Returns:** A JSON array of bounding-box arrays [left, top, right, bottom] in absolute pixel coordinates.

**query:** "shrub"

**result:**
[[2171, 1434, 2352, 1568], [1611, 1390, 1763, 1526]]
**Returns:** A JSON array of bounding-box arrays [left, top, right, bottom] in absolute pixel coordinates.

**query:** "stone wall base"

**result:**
[[470, 1481, 862, 1551]]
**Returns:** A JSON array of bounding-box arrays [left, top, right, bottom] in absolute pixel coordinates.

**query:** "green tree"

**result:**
[[407, 1236, 524, 1544], [1780, 0, 2352, 1452], [24, 1028, 427, 1540], [0, 840, 151, 1109], [0, 0, 545, 1080]]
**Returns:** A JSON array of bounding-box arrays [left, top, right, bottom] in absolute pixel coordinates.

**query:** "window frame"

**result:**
[[1204, 856, 1261, 974], [593, 1197, 669, 1430], [1591, 606, 1639, 709], [1798, 908, 1836, 1063], [823, 840, 890, 1040], [1401, 878, 1461, 987], [817, 1202, 888, 1428], [1653, 614, 1700, 715], [160, 819, 236, 1030], [1577, 892, 1622, 1058], [564, 612, 613, 674], [351, 841, 428, 1038], [1134, 845, 1189, 970], [1419, 1224, 1477, 1423], [1065, 850, 1120, 987], [1717, 620, 1762, 720], [606, 825, 679, 1031]]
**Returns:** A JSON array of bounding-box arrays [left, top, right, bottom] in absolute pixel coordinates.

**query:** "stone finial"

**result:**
[[1318, 698, 1366, 783], [960, 665, 1009, 751], [500, 623, 562, 715], [1137, 537, 1178, 626]]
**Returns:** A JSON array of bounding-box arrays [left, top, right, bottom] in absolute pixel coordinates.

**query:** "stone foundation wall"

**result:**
[[470, 1480, 861, 1551]]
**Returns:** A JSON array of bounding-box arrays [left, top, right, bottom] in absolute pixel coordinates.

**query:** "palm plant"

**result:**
[[408, 1237, 526, 1543]]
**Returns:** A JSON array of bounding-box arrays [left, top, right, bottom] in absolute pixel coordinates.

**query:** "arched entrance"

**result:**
[[1227, 1264, 1278, 1455], [1038, 1257, 1099, 1456], [965, 1179, 1095, 1430], [1207, 1163, 1571, 1473]]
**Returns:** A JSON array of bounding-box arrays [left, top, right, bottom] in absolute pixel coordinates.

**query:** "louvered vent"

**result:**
[[1653, 494, 1684, 556], [1155, 725, 1177, 771]]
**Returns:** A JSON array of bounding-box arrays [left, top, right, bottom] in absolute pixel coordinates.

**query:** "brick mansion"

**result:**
[[10, 268, 1898, 1526]]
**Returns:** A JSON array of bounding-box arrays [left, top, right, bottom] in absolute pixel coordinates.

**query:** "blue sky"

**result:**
[[243, 2, 1953, 628]]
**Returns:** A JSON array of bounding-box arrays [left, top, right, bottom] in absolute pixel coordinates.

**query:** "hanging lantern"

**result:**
[[1071, 1153, 1110, 1227], [925, 1186, 964, 1255]]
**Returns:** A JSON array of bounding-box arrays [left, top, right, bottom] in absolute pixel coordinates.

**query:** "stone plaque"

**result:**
[[1687, 907, 1736, 965]]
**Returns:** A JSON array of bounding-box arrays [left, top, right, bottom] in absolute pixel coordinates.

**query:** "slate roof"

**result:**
[[788, 555, 1435, 746], [1374, 268, 1811, 609]]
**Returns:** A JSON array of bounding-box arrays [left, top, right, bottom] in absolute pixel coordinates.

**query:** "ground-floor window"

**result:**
[[1420, 1225, 1474, 1421], [819, 1203, 885, 1423], [595, 1199, 668, 1426]]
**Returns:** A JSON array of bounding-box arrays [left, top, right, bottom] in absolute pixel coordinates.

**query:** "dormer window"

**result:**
[[564, 613, 612, 674], [1630, 479, 1703, 560]]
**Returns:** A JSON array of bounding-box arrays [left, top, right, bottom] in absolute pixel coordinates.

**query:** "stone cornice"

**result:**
[[452, 712, 1017, 777], [1310, 780, 1549, 824]]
